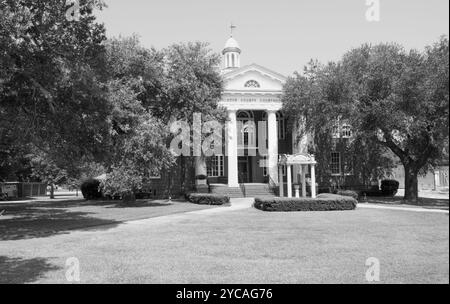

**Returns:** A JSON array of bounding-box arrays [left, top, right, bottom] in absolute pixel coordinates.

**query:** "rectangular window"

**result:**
[[261, 156, 268, 177], [207, 155, 224, 177], [331, 152, 341, 175]]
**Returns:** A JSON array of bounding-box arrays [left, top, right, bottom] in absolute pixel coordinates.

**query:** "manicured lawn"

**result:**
[[0, 198, 218, 241], [0, 200, 448, 284]]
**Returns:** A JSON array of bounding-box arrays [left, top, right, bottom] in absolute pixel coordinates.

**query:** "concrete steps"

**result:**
[[209, 184, 244, 198], [242, 184, 276, 197]]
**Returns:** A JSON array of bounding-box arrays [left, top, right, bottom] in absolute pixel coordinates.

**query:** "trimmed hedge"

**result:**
[[254, 193, 357, 212], [80, 178, 103, 200], [186, 193, 230, 205], [334, 190, 359, 200], [381, 179, 400, 196]]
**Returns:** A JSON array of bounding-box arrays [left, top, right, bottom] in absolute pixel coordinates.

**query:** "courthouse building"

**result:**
[[201, 34, 318, 198]]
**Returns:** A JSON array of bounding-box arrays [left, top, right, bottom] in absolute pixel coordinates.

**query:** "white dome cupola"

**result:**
[[222, 25, 241, 70]]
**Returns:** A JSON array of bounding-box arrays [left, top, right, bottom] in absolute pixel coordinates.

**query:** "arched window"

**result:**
[[341, 124, 352, 138], [231, 53, 235, 67], [244, 80, 260, 88], [237, 111, 255, 147], [237, 111, 253, 119]]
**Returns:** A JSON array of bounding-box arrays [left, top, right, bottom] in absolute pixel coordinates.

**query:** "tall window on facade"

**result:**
[[207, 155, 224, 177], [262, 156, 268, 177], [244, 80, 260, 88], [241, 124, 256, 147], [237, 111, 255, 147], [330, 152, 341, 175]]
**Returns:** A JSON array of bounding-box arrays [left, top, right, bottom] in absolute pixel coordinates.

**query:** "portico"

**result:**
[[278, 154, 317, 198], [225, 106, 282, 187]]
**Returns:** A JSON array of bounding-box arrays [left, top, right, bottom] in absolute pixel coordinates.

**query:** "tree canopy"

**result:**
[[1, 1, 225, 201]]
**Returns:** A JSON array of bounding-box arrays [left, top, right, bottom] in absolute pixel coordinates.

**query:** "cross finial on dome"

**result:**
[[230, 23, 236, 37]]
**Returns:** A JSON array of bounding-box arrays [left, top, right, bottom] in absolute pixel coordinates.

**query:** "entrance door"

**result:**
[[238, 157, 251, 183]]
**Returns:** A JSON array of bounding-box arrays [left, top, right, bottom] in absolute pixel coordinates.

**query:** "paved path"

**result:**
[[122, 198, 254, 228], [358, 203, 449, 214], [396, 189, 449, 200]]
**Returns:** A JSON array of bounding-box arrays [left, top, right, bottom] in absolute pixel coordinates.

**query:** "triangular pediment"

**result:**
[[222, 63, 287, 92]]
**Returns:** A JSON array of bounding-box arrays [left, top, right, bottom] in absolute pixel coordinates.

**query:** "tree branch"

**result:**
[[377, 131, 408, 162], [17, 71, 56, 114]]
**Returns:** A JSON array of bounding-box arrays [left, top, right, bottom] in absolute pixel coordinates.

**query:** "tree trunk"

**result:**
[[50, 183, 55, 199], [403, 165, 419, 203]]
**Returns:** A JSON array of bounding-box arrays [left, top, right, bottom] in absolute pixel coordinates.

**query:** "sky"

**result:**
[[95, 0, 449, 76]]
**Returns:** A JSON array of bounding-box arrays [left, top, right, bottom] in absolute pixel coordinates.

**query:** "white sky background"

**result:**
[[95, 0, 449, 76]]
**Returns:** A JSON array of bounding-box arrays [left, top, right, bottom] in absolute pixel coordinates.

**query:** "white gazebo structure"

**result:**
[[278, 154, 317, 198]]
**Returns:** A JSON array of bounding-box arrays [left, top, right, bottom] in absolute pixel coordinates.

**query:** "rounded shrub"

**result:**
[[80, 178, 103, 200], [381, 179, 400, 196], [335, 190, 359, 200], [187, 193, 229, 205]]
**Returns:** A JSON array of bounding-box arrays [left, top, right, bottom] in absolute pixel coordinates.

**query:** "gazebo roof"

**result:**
[[278, 153, 317, 165]]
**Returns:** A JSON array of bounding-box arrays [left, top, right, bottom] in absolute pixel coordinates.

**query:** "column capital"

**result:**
[[266, 109, 278, 115]]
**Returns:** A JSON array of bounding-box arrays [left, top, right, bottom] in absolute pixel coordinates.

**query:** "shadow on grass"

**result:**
[[0, 199, 198, 241], [0, 204, 120, 241], [0, 256, 61, 284]]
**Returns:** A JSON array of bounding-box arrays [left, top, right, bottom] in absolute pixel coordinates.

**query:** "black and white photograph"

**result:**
[[0, 0, 449, 289]]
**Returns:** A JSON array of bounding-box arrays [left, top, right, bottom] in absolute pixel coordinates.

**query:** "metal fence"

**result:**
[[0, 182, 47, 198]]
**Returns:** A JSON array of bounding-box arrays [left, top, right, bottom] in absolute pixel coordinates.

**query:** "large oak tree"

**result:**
[[283, 38, 449, 202], [343, 38, 449, 202]]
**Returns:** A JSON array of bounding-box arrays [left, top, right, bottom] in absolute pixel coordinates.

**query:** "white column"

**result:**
[[287, 165, 292, 198], [311, 164, 316, 198], [301, 165, 306, 197], [278, 166, 284, 197], [267, 110, 279, 185], [227, 110, 239, 187]]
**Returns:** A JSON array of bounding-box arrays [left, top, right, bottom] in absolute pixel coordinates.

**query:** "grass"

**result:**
[[0, 198, 218, 241], [0, 200, 448, 284]]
